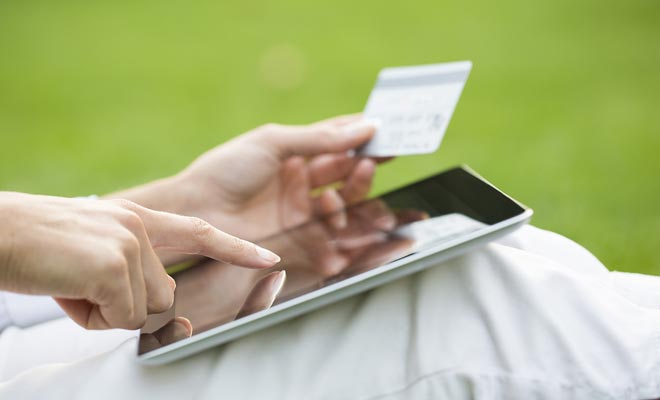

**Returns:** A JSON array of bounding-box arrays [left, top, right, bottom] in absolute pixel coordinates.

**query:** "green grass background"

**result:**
[[1, 0, 658, 274]]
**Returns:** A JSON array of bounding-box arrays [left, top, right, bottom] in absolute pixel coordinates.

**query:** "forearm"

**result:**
[[0, 194, 10, 269], [0, 194, 65, 330], [104, 174, 188, 215], [105, 173, 246, 238], [0, 193, 20, 292]]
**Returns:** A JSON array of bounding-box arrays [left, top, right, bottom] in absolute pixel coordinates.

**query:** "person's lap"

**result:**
[[1, 226, 659, 399]]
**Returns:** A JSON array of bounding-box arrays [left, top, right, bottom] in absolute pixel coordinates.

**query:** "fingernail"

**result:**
[[168, 275, 177, 291], [173, 317, 193, 336], [256, 246, 281, 263], [342, 119, 377, 137]]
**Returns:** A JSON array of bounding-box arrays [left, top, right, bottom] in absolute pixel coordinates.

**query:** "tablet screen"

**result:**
[[139, 167, 526, 354]]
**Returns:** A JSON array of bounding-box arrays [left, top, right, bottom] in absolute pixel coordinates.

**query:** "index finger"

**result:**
[[318, 113, 363, 127], [130, 205, 281, 269], [254, 119, 376, 159]]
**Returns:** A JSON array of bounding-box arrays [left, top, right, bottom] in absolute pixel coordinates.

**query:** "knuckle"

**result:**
[[317, 126, 340, 147], [228, 236, 249, 254], [116, 210, 144, 232], [221, 236, 250, 265], [253, 123, 285, 146], [88, 256, 127, 302], [123, 301, 147, 330], [330, 156, 346, 173], [103, 252, 129, 277], [119, 234, 141, 256], [88, 277, 114, 304], [190, 217, 213, 252], [151, 289, 174, 313], [125, 313, 146, 330]]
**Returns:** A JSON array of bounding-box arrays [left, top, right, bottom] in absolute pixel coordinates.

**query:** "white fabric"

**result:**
[[0, 294, 10, 332], [0, 293, 65, 331], [0, 225, 659, 399]]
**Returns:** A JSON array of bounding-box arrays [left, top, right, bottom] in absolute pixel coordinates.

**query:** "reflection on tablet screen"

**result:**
[[139, 168, 524, 354]]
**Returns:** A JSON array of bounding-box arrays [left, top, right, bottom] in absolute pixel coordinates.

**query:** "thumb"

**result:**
[[129, 205, 280, 269], [254, 119, 376, 159]]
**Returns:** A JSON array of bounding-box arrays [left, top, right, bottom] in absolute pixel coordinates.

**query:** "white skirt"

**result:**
[[1, 225, 659, 399]]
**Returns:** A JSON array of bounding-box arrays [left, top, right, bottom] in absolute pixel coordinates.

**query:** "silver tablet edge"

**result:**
[[138, 209, 532, 365]]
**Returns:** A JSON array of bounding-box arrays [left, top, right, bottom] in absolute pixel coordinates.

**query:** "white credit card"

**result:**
[[358, 61, 472, 157]]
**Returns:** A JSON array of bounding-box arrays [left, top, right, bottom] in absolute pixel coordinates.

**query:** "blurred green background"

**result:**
[[1, 0, 658, 274]]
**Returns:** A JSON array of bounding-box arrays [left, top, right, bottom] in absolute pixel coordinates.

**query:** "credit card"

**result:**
[[358, 61, 472, 157]]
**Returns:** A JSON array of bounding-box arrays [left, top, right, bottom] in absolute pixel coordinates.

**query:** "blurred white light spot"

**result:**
[[259, 43, 306, 90]]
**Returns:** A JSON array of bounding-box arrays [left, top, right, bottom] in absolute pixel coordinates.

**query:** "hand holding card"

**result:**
[[358, 61, 472, 157]]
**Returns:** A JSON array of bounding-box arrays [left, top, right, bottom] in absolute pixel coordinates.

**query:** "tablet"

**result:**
[[138, 166, 532, 365]]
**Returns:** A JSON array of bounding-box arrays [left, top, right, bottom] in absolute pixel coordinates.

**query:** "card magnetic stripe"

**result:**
[[374, 70, 469, 89]]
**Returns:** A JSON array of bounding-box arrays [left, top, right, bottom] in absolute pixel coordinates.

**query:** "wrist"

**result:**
[[104, 174, 192, 215]]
